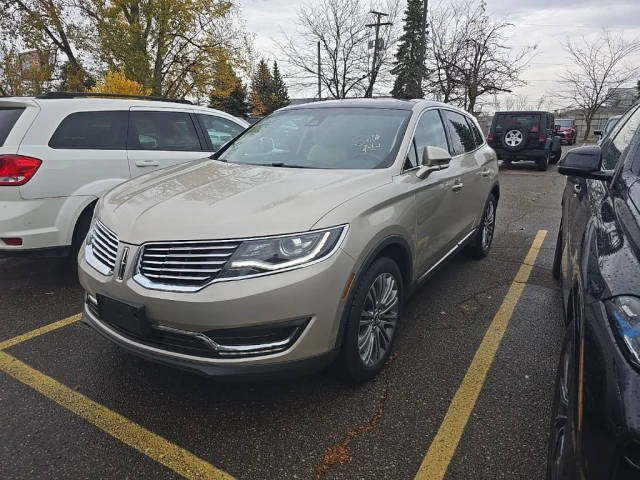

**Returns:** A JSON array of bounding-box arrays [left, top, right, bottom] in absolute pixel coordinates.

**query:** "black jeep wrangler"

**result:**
[[487, 111, 562, 171]]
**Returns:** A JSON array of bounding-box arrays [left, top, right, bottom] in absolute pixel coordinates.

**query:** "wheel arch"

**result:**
[[333, 235, 413, 352]]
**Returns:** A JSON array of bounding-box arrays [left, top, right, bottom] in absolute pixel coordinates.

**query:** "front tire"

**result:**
[[464, 193, 497, 259], [546, 323, 576, 480], [338, 257, 402, 383]]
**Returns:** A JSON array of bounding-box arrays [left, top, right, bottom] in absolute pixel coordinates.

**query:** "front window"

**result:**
[[217, 107, 411, 169], [555, 119, 573, 128]]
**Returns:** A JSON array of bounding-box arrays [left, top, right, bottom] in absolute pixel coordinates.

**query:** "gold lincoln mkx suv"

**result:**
[[78, 99, 499, 382]]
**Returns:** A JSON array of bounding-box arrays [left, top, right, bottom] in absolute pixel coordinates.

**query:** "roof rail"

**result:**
[[35, 91, 193, 105]]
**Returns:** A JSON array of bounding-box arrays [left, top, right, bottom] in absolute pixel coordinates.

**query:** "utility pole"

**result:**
[[365, 11, 392, 98], [317, 41, 322, 101], [417, 0, 429, 96]]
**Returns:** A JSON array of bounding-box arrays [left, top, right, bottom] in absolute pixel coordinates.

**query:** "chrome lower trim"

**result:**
[[417, 228, 477, 283], [84, 305, 310, 363]]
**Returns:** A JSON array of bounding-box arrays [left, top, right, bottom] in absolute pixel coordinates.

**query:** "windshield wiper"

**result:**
[[270, 162, 312, 169]]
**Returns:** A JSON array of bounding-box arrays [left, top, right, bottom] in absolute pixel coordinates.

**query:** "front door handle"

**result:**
[[452, 180, 464, 192], [136, 160, 160, 167], [573, 184, 581, 195]]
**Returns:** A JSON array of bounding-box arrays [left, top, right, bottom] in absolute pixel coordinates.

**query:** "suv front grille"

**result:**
[[137, 240, 242, 290], [88, 220, 119, 274]]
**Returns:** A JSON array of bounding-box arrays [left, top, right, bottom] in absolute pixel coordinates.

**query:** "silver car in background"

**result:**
[[78, 98, 499, 382]]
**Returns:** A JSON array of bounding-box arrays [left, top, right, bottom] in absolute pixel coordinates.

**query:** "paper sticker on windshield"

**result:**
[[354, 133, 382, 153]]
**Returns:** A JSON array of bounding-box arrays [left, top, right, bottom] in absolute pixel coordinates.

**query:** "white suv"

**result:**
[[0, 93, 248, 256]]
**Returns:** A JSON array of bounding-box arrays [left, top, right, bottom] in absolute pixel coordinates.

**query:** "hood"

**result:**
[[99, 160, 391, 243]]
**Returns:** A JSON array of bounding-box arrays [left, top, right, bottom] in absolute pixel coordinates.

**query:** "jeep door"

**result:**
[[127, 107, 210, 177]]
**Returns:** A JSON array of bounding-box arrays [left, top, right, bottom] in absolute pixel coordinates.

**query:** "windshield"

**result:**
[[555, 119, 573, 128], [217, 107, 411, 169], [604, 117, 620, 135]]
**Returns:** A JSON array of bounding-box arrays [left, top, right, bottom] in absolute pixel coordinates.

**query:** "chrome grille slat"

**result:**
[[87, 220, 119, 274], [141, 266, 222, 274], [143, 253, 233, 259], [144, 245, 240, 252], [142, 260, 227, 266], [144, 273, 211, 281], [92, 235, 118, 257], [95, 222, 118, 243], [138, 239, 241, 288]]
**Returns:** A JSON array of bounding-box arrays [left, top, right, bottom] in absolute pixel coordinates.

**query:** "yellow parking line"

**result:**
[[415, 230, 548, 480], [0, 351, 235, 479], [0, 313, 81, 350]]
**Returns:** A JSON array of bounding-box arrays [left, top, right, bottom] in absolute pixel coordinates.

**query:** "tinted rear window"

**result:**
[[494, 114, 540, 133], [0, 108, 25, 146], [49, 111, 128, 149], [442, 110, 476, 154]]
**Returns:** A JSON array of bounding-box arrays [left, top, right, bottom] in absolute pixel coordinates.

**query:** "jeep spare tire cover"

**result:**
[[502, 128, 526, 151]]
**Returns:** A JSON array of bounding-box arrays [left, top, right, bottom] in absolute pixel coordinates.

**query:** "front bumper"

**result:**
[[78, 243, 356, 376], [578, 301, 640, 479]]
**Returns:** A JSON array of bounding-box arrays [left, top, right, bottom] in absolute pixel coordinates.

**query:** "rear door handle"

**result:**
[[135, 160, 160, 167], [481, 168, 491, 177], [452, 180, 464, 192]]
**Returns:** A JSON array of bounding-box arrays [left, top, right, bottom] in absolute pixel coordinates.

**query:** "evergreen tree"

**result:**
[[209, 58, 249, 117], [250, 59, 274, 116], [269, 60, 290, 113], [391, 0, 425, 99], [210, 82, 249, 117]]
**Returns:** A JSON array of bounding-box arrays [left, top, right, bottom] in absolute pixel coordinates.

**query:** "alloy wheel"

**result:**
[[504, 129, 524, 147], [482, 201, 496, 251], [358, 272, 399, 367]]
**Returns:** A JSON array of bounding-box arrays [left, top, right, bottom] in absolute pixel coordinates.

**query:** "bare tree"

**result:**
[[426, 0, 534, 113], [278, 0, 400, 99], [561, 30, 640, 140]]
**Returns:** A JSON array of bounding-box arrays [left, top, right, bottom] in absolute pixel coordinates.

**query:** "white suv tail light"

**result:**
[[0, 155, 42, 186]]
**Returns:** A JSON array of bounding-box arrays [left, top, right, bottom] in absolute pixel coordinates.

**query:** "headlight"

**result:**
[[218, 225, 348, 280], [607, 296, 640, 366]]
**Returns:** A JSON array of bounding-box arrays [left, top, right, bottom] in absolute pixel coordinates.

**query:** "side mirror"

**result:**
[[557, 145, 612, 181], [593, 130, 603, 137], [416, 146, 452, 179]]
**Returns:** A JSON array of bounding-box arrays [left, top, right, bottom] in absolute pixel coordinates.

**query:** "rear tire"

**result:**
[[338, 257, 402, 383], [537, 152, 549, 171], [464, 193, 497, 259]]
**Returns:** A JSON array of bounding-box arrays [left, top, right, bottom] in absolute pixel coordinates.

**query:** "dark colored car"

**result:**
[[555, 118, 578, 145], [548, 102, 640, 479], [488, 110, 562, 171]]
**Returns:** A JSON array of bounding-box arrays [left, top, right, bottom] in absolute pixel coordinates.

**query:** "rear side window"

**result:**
[[442, 110, 475, 155], [0, 108, 25, 146], [466, 117, 484, 147], [494, 114, 540, 133], [197, 114, 245, 151], [49, 111, 128, 149], [128, 111, 202, 151]]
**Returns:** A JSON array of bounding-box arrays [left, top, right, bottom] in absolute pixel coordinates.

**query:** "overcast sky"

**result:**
[[236, 0, 640, 111]]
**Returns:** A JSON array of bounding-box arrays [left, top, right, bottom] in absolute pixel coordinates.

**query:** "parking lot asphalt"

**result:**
[[1, 153, 570, 480]]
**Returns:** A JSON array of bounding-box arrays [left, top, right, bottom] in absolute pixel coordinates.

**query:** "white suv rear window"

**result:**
[[0, 108, 25, 146]]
